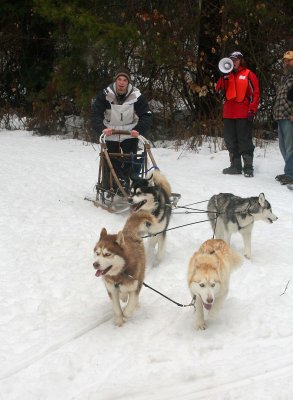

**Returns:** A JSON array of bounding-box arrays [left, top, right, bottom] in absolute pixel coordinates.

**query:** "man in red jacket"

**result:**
[[216, 51, 260, 177]]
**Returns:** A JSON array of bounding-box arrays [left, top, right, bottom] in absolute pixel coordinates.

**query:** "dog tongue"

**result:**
[[95, 266, 112, 277], [203, 303, 212, 311]]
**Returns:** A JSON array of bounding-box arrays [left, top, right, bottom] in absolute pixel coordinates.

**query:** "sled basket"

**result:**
[[86, 130, 181, 213]]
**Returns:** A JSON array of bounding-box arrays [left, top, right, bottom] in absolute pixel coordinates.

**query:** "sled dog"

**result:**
[[187, 239, 242, 330], [93, 211, 155, 326], [128, 170, 172, 266], [207, 193, 278, 259]]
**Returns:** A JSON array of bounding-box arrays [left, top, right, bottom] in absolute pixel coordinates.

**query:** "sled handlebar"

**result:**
[[100, 130, 149, 145]]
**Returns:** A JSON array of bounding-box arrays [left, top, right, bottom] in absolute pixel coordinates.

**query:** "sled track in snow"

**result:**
[[110, 349, 293, 400], [88, 334, 293, 400], [169, 359, 293, 400], [0, 312, 112, 381]]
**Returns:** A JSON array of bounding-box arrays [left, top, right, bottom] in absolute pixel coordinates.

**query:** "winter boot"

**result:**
[[242, 154, 254, 177], [222, 153, 242, 175]]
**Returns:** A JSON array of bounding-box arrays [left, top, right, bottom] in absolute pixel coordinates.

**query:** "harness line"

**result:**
[[141, 217, 218, 239], [121, 273, 196, 309], [142, 282, 196, 308]]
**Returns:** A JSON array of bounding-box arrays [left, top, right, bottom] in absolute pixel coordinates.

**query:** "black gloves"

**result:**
[[247, 110, 255, 122]]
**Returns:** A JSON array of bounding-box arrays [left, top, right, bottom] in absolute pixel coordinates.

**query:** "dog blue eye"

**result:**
[[211, 283, 215, 287], [104, 253, 111, 257]]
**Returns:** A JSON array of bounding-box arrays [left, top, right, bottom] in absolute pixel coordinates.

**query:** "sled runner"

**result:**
[[85, 130, 181, 213]]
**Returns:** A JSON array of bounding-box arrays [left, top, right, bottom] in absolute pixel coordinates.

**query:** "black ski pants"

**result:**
[[223, 118, 254, 157], [105, 138, 139, 184]]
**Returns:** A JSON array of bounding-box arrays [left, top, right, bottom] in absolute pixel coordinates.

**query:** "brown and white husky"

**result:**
[[93, 211, 155, 326]]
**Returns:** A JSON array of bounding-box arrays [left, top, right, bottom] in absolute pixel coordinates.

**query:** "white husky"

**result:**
[[187, 239, 242, 330]]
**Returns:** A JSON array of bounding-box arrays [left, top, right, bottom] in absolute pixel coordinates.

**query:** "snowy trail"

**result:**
[[0, 130, 293, 400], [0, 312, 112, 381]]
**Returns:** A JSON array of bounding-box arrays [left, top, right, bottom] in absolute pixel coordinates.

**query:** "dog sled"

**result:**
[[85, 130, 181, 213]]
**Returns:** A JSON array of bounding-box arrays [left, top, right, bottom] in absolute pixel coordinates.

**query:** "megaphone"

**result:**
[[218, 57, 234, 74]]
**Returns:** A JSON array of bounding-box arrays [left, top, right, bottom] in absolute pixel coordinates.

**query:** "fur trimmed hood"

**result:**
[[105, 84, 142, 105]]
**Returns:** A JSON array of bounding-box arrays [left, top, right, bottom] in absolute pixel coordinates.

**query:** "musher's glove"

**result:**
[[103, 128, 113, 136], [247, 110, 255, 122], [217, 89, 225, 100]]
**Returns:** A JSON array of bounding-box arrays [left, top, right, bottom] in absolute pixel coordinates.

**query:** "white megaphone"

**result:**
[[218, 57, 234, 74]]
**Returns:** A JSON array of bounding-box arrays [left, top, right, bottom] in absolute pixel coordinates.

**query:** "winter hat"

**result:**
[[229, 51, 244, 59], [283, 51, 293, 60], [113, 67, 131, 83]]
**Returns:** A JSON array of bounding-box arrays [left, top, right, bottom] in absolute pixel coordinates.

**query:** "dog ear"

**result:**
[[100, 227, 107, 239], [258, 193, 266, 207], [116, 231, 125, 247], [147, 173, 155, 186], [130, 172, 139, 182]]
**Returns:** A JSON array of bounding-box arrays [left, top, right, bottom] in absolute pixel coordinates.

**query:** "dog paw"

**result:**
[[120, 293, 128, 303], [114, 316, 124, 327], [152, 255, 163, 267], [123, 308, 134, 318], [155, 251, 165, 265], [195, 322, 207, 330]]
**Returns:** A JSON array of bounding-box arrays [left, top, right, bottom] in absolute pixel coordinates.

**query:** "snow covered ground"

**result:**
[[0, 129, 292, 400]]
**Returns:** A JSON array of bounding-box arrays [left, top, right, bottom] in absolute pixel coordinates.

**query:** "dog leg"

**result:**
[[224, 231, 232, 245], [214, 221, 230, 244], [221, 225, 232, 245], [147, 236, 157, 265], [240, 225, 252, 259], [108, 289, 124, 327], [194, 294, 206, 330], [119, 292, 128, 303], [123, 291, 139, 318], [154, 233, 166, 266]]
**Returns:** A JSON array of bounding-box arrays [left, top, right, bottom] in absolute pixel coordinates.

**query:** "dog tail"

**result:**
[[207, 195, 218, 228], [199, 238, 227, 254], [199, 239, 242, 271], [152, 170, 172, 197], [123, 210, 156, 238]]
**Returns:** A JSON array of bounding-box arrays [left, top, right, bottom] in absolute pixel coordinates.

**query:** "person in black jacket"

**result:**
[[287, 85, 293, 102], [91, 67, 152, 189]]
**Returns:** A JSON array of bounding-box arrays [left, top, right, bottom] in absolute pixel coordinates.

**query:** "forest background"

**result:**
[[1, 0, 293, 143]]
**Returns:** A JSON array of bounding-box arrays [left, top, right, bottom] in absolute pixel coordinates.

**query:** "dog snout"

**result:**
[[206, 297, 214, 304], [93, 261, 100, 269], [268, 215, 278, 223], [128, 197, 133, 204]]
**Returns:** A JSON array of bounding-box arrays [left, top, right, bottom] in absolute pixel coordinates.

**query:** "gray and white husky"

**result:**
[[128, 170, 172, 266], [207, 193, 278, 259]]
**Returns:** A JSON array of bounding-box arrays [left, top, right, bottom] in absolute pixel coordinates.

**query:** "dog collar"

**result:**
[[114, 271, 135, 288]]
